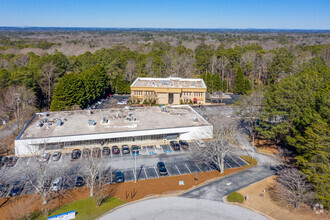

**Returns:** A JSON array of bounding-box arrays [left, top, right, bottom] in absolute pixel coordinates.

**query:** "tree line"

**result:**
[[0, 42, 329, 113]]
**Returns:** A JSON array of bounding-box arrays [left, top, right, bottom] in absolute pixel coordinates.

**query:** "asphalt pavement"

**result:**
[[98, 196, 267, 220]]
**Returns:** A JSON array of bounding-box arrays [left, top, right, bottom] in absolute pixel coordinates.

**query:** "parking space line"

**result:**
[[161, 146, 164, 153], [226, 162, 232, 168], [205, 163, 212, 171], [132, 169, 136, 181], [143, 168, 148, 179], [154, 167, 159, 178], [120, 150, 122, 157], [167, 169, 171, 176], [145, 146, 149, 154], [110, 149, 113, 157], [229, 155, 241, 167], [185, 164, 192, 173], [195, 163, 203, 172], [175, 165, 181, 175], [27, 157, 31, 165], [237, 155, 249, 165]]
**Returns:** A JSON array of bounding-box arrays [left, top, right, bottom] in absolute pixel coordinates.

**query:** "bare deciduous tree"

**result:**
[[81, 156, 108, 197], [38, 62, 58, 107], [276, 168, 315, 209], [235, 90, 264, 154], [195, 116, 239, 173], [22, 146, 63, 206], [0, 86, 36, 131]]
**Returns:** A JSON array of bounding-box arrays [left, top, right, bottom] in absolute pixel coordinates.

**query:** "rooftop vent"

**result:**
[[193, 117, 199, 122], [102, 117, 108, 124], [88, 120, 96, 126], [36, 120, 43, 127], [56, 119, 62, 126]]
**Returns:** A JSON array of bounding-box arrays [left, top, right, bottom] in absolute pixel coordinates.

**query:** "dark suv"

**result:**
[[170, 141, 180, 151], [75, 176, 85, 187], [179, 140, 189, 150], [114, 171, 125, 183], [71, 149, 81, 159], [157, 162, 168, 175]]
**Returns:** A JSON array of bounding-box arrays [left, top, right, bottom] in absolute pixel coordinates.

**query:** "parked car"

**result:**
[[122, 145, 130, 154], [102, 147, 110, 155], [0, 184, 9, 197], [112, 146, 120, 154], [6, 157, 18, 167], [117, 100, 127, 105], [71, 149, 81, 159], [82, 148, 91, 158], [52, 177, 63, 192], [75, 176, 85, 187], [170, 141, 180, 151], [131, 145, 139, 156], [195, 139, 206, 148], [92, 147, 101, 157], [8, 181, 24, 197], [157, 162, 168, 175], [114, 171, 125, 183], [51, 151, 62, 161], [0, 156, 6, 167], [179, 140, 189, 150], [39, 153, 50, 163]]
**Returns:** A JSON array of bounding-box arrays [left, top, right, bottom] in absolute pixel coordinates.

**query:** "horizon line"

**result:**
[[0, 26, 329, 31]]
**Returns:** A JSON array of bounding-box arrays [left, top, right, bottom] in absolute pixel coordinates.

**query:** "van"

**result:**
[[195, 139, 206, 148]]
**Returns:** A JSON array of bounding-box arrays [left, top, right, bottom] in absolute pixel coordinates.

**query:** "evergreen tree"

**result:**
[[233, 67, 245, 94]]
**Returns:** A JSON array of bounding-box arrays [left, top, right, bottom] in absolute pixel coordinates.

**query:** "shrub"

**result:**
[[227, 191, 244, 203], [240, 155, 258, 166]]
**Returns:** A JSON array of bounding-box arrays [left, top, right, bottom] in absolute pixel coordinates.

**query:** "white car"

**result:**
[[195, 139, 206, 148], [117, 100, 127, 105], [39, 153, 50, 163], [52, 177, 63, 192]]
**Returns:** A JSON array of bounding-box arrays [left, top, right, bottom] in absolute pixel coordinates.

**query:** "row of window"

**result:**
[[39, 134, 176, 149], [181, 92, 203, 97]]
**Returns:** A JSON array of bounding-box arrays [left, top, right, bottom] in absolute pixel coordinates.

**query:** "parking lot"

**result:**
[[0, 140, 248, 197]]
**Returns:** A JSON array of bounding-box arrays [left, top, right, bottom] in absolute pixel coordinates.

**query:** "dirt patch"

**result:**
[[236, 176, 329, 220], [0, 167, 245, 219], [250, 136, 280, 156]]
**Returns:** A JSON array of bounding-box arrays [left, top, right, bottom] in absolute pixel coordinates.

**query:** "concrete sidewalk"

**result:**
[[99, 196, 267, 220]]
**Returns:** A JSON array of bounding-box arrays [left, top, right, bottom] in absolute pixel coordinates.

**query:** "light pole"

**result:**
[[134, 149, 137, 183]]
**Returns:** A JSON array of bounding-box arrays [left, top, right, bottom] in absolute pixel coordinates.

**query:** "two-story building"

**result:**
[[130, 77, 207, 105]]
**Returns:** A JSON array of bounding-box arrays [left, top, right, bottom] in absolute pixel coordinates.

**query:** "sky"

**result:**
[[0, 0, 329, 29]]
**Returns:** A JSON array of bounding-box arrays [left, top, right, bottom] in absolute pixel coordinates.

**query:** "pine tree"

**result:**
[[233, 67, 245, 94]]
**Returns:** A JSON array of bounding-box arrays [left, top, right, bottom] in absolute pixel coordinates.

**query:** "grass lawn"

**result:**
[[240, 155, 258, 167], [37, 197, 125, 220]]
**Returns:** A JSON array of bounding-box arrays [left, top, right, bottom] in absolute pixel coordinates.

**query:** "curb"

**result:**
[[222, 176, 277, 220]]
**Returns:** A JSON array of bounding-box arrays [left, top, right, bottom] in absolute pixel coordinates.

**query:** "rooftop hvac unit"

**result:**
[[56, 119, 62, 126], [36, 120, 43, 127], [88, 120, 96, 126], [102, 117, 108, 124]]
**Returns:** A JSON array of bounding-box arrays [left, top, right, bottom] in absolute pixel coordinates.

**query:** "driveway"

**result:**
[[99, 196, 267, 220]]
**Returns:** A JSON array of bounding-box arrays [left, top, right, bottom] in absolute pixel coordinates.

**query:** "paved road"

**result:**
[[181, 130, 279, 201], [181, 165, 275, 201], [99, 196, 267, 220]]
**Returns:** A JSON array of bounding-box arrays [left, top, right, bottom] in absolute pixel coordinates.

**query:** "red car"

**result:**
[[112, 146, 120, 154]]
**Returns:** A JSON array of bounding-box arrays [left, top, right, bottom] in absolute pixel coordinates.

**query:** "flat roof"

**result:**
[[131, 77, 206, 89], [19, 106, 209, 139]]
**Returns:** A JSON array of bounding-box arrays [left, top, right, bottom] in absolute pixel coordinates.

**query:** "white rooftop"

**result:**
[[18, 106, 209, 139], [131, 77, 207, 89]]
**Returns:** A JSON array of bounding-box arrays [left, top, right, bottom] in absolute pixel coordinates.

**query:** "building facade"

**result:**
[[130, 77, 207, 105]]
